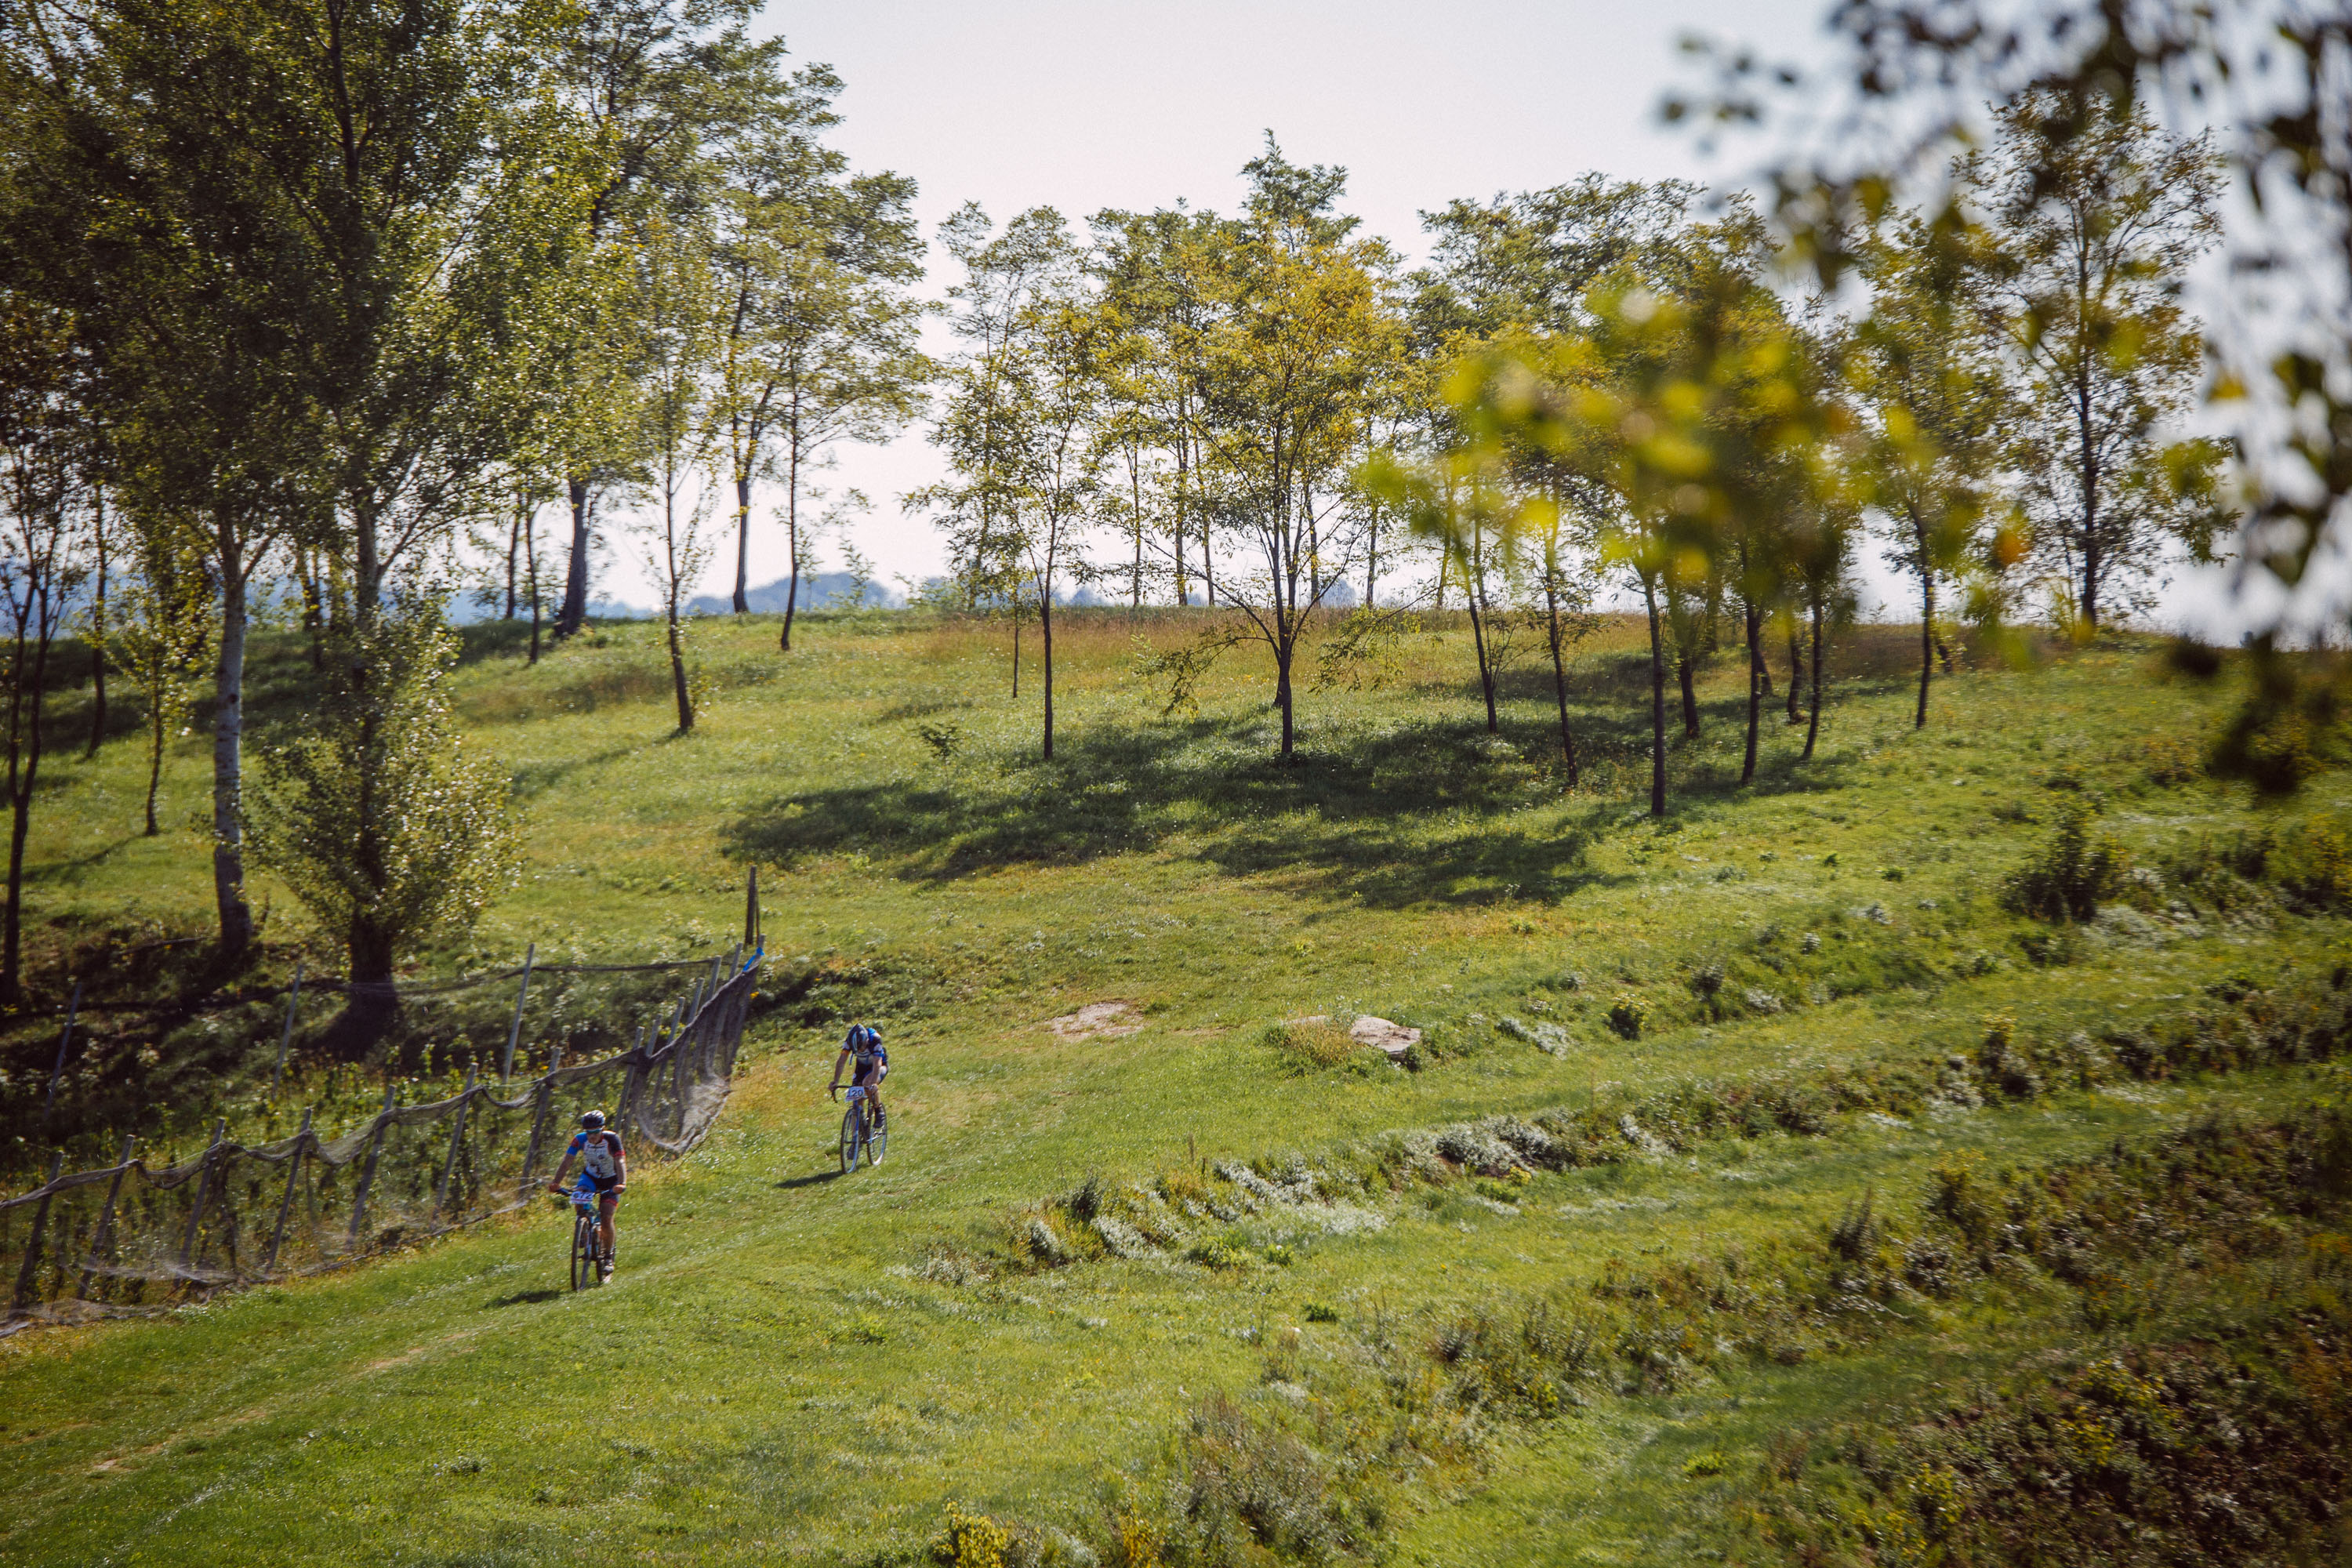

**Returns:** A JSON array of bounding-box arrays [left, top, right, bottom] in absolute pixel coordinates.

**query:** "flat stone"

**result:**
[[1047, 1001, 1143, 1040], [1348, 1015, 1421, 1058]]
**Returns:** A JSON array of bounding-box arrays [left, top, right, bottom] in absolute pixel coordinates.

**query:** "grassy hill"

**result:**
[[5, 608, 2351, 1566]]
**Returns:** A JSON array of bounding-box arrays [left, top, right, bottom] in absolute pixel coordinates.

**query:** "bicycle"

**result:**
[[561, 1185, 612, 1289], [835, 1083, 887, 1173]]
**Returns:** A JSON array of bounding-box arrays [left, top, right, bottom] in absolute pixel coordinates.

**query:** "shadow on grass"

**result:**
[[485, 1288, 564, 1309], [720, 702, 1862, 909], [777, 1170, 844, 1190]]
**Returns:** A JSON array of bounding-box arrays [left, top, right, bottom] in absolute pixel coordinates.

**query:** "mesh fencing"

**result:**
[[1, 944, 763, 1331]]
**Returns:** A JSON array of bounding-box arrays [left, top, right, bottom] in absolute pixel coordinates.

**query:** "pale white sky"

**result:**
[[587, 0, 2302, 640]]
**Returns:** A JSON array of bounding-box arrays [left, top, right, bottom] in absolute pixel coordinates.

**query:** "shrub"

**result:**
[[2141, 733, 2204, 786], [2003, 799, 2126, 921], [1607, 993, 1647, 1040], [1171, 1393, 1352, 1563], [2274, 816, 2352, 910], [933, 1504, 1011, 1568], [1261, 1018, 1363, 1073], [1304, 1302, 1340, 1323]]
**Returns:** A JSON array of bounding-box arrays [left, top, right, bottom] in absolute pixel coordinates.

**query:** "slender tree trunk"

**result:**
[[299, 546, 325, 671], [1276, 637, 1295, 762], [1786, 628, 1803, 724], [732, 471, 753, 615], [1202, 502, 1215, 606], [1803, 599, 1824, 761], [1039, 591, 1054, 760], [1642, 576, 1668, 818], [2, 602, 52, 1004], [1011, 612, 1021, 700], [1906, 503, 1934, 728], [1677, 647, 1700, 738], [1172, 434, 1190, 606], [143, 686, 164, 836], [503, 504, 521, 620], [2076, 351, 2100, 632], [524, 512, 542, 666], [1917, 559, 1935, 729], [1365, 509, 1379, 609], [1741, 601, 1763, 784], [668, 609, 692, 733], [1544, 583, 1577, 784], [85, 488, 107, 757], [780, 448, 801, 653], [1465, 565, 1498, 734], [212, 556, 252, 956], [556, 476, 591, 638]]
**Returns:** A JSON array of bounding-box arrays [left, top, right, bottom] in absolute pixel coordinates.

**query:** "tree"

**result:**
[[1009, 292, 1108, 760], [1092, 205, 1235, 608], [922, 205, 1083, 684], [251, 605, 517, 994], [1853, 211, 2012, 724], [710, 71, 927, 639], [727, 174, 927, 652], [111, 519, 213, 837], [0, 292, 89, 1001], [628, 211, 720, 733], [548, 0, 790, 637], [1176, 146, 1405, 760], [1969, 93, 2227, 632]]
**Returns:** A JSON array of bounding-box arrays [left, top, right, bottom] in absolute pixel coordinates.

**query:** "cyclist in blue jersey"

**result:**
[[546, 1110, 626, 1278], [827, 1024, 888, 1134]]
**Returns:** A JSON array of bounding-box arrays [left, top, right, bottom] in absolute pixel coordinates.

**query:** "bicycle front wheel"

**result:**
[[571, 1213, 594, 1291], [867, 1113, 887, 1167], [839, 1105, 863, 1173]]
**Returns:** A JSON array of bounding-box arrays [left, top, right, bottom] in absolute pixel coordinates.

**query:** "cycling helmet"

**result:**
[[579, 1109, 607, 1131]]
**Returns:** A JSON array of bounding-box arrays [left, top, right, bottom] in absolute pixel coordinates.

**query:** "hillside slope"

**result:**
[[4, 612, 2349, 1566]]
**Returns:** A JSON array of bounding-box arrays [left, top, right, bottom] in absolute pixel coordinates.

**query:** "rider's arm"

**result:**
[[610, 1135, 627, 1192], [826, 1048, 849, 1090], [547, 1151, 574, 1189]]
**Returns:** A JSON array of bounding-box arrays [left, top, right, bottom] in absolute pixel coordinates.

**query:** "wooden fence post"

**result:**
[[347, 1084, 397, 1251], [78, 1134, 136, 1300], [435, 1066, 477, 1218], [499, 943, 535, 1082], [178, 1118, 227, 1273], [270, 961, 304, 1099], [744, 866, 759, 946], [263, 1110, 311, 1276], [519, 1077, 554, 1199], [10, 1152, 65, 1312], [39, 983, 82, 1128]]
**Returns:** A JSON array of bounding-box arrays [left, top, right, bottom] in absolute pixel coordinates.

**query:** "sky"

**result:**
[[590, 0, 2310, 641]]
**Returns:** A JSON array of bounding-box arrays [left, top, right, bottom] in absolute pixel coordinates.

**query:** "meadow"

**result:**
[[2, 604, 2349, 1566]]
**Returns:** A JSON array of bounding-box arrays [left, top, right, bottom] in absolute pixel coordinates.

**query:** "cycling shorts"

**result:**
[[575, 1172, 622, 1199], [851, 1061, 887, 1087]]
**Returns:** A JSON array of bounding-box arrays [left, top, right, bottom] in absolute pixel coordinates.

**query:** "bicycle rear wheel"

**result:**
[[839, 1104, 863, 1173], [867, 1112, 887, 1167], [571, 1212, 594, 1290]]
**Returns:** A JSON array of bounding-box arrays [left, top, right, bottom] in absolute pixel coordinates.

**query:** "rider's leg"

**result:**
[[598, 1190, 617, 1255]]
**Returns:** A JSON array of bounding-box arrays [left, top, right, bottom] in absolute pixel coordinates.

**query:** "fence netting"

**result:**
[[1, 945, 762, 1330]]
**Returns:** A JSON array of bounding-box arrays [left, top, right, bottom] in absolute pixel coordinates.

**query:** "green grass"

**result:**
[[3, 607, 2350, 1565]]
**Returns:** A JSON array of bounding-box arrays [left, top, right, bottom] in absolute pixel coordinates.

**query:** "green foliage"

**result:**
[[249, 608, 519, 980]]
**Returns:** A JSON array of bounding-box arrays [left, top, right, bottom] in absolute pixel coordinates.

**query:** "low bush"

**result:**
[[2004, 798, 2127, 921]]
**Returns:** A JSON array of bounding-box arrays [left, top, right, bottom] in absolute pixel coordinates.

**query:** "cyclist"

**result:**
[[827, 1024, 889, 1135], [546, 1109, 626, 1278]]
